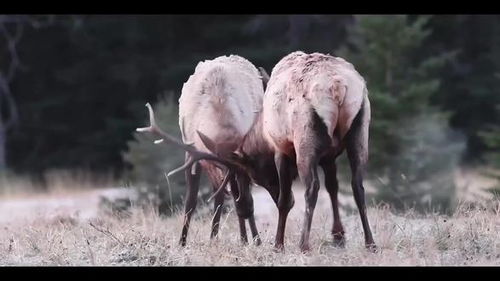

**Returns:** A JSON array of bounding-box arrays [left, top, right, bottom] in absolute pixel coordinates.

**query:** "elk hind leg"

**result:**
[[345, 100, 376, 251], [320, 156, 345, 247], [296, 152, 320, 253]]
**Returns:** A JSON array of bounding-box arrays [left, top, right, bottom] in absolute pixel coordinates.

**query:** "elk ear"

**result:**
[[258, 67, 270, 88], [228, 151, 241, 162], [197, 131, 217, 155]]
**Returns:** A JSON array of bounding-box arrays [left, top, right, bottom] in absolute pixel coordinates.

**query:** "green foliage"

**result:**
[[122, 93, 186, 215], [478, 105, 500, 197], [337, 15, 463, 212], [427, 15, 500, 160], [479, 124, 500, 165]]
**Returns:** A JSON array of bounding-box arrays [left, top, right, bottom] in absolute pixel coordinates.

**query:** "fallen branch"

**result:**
[[89, 222, 125, 246]]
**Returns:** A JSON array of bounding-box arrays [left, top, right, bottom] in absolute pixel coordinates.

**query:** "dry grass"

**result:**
[[1, 168, 499, 266], [1, 197, 499, 266]]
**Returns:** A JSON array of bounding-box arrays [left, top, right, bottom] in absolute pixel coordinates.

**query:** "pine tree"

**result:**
[[427, 15, 500, 161], [337, 15, 463, 212], [478, 104, 500, 197]]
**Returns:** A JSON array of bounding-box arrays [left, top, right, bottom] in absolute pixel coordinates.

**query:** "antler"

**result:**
[[137, 103, 192, 151], [137, 102, 238, 195], [206, 169, 233, 203]]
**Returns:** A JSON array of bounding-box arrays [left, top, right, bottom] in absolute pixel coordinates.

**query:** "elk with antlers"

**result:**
[[138, 51, 376, 253], [138, 55, 267, 246]]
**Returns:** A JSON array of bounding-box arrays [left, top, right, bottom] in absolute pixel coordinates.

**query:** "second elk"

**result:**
[[262, 51, 376, 252]]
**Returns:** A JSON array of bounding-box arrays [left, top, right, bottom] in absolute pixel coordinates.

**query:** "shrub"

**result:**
[[122, 93, 187, 215]]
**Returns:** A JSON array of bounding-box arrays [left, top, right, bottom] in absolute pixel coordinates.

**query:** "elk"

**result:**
[[261, 51, 376, 252], [138, 51, 376, 253], [199, 51, 376, 252], [138, 55, 266, 246]]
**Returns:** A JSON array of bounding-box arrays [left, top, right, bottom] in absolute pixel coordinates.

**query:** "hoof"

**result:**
[[253, 236, 262, 246], [332, 232, 346, 248], [365, 243, 378, 253], [273, 243, 285, 253], [300, 243, 311, 253], [179, 239, 187, 247], [210, 231, 219, 240], [332, 237, 346, 248], [240, 235, 249, 245]]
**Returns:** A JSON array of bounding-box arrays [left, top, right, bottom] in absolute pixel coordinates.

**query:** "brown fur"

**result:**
[[233, 51, 376, 252]]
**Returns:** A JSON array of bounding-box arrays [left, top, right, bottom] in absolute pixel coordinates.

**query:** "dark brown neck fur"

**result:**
[[240, 111, 273, 157], [236, 111, 281, 203]]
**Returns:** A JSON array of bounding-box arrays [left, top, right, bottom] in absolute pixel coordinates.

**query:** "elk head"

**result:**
[[196, 122, 281, 205]]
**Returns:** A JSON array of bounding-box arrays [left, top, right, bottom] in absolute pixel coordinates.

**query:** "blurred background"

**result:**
[[1, 15, 499, 216]]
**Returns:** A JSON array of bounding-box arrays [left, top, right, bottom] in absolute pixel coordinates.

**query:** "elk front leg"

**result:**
[[207, 168, 231, 239], [248, 214, 262, 246], [238, 216, 248, 244], [230, 176, 248, 244], [320, 157, 345, 247], [179, 157, 201, 246], [235, 174, 261, 246], [274, 153, 294, 251], [210, 186, 225, 239]]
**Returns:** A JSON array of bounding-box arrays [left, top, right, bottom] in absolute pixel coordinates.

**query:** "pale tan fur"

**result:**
[[179, 55, 265, 156], [262, 51, 368, 154]]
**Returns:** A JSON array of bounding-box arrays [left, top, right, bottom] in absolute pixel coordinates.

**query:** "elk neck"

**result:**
[[240, 110, 273, 157]]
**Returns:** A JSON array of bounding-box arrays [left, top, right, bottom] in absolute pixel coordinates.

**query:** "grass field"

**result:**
[[0, 184, 499, 266]]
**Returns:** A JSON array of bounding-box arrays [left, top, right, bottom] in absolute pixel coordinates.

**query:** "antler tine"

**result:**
[[235, 182, 243, 202], [207, 169, 232, 203], [166, 157, 196, 178], [146, 102, 156, 129], [137, 103, 191, 150], [164, 151, 228, 181], [137, 102, 238, 176], [136, 103, 154, 132]]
